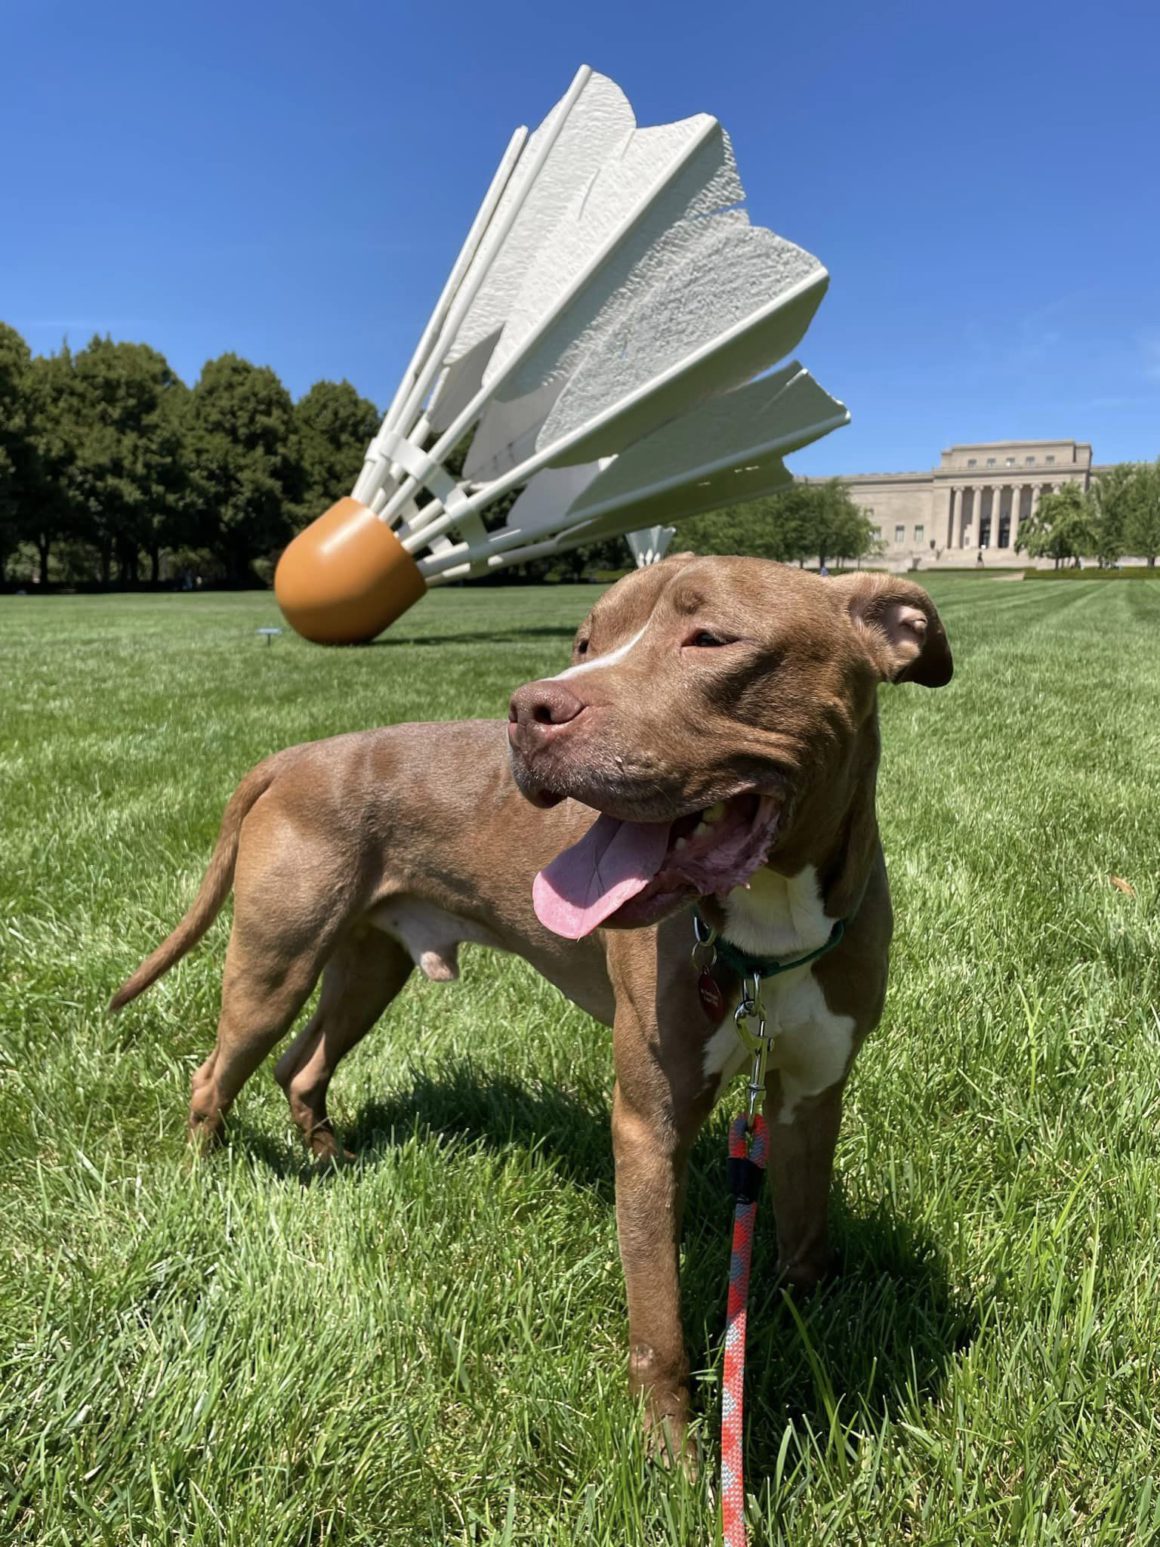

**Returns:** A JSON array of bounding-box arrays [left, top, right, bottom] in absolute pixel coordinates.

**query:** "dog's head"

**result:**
[[508, 554, 952, 938]]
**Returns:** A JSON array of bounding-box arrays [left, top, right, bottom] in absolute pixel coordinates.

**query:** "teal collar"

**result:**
[[693, 908, 846, 980]]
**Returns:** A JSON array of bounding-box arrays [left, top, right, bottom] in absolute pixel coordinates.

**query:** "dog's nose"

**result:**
[[508, 680, 584, 730]]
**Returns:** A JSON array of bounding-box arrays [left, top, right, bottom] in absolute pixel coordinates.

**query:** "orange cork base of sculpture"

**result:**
[[275, 498, 427, 644]]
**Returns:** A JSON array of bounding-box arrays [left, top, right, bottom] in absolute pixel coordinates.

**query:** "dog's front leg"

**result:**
[[611, 1074, 692, 1460], [611, 998, 711, 1464], [765, 1076, 845, 1291]]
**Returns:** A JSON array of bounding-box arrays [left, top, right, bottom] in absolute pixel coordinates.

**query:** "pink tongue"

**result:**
[[533, 813, 671, 939]]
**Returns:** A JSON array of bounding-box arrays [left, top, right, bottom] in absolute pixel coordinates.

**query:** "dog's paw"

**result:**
[[187, 1113, 226, 1155], [774, 1246, 840, 1297], [643, 1408, 701, 1479], [306, 1122, 355, 1165]]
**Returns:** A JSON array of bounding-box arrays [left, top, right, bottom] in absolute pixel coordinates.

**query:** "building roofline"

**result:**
[[798, 470, 931, 484], [938, 439, 1092, 453]]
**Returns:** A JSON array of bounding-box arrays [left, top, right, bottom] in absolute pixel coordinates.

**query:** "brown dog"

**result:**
[[111, 555, 952, 1455]]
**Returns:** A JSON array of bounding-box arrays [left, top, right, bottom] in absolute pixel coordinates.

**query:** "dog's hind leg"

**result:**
[[273, 930, 413, 1160], [188, 894, 345, 1150], [189, 939, 330, 1149]]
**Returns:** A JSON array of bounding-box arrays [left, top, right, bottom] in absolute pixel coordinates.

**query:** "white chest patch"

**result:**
[[701, 865, 856, 1123], [721, 863, 834, 957]]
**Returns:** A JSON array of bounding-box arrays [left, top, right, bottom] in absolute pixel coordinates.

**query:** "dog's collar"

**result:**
[[692, 908, 846, 980]]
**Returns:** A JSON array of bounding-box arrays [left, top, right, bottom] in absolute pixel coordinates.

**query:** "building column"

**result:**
[[1010, 486, 1023, 551], [961, 488, 973, 547], [995, 486, 1007, 548], [946, 487, 957, 548]]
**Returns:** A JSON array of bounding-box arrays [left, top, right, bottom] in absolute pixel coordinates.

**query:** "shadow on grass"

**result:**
[[246, 1060, 978, 1452], [366, 625, 579, 648], [681, 1187, 979, 1470]]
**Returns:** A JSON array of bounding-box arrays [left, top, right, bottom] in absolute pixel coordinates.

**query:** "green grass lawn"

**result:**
[[2, 578, 1159, 1546]]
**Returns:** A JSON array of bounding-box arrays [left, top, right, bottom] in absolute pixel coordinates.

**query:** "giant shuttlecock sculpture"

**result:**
[[625, 525, 678, 567], [275, 66, 849, 644]]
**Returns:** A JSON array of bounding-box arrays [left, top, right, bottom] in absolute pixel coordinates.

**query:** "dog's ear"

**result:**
[[831, 573, 953, 687]]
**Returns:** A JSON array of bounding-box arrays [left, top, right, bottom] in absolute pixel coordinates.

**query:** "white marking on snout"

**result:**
[[552, 623, 649, 680], [701, 865, 855, 1121]]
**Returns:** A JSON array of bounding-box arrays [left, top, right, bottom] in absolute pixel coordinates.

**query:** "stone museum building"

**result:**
[[812, 439, 1100, 569]]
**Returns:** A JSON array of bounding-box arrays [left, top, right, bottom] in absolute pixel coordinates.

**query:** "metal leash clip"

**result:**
[[734, 971, 772, 1122]]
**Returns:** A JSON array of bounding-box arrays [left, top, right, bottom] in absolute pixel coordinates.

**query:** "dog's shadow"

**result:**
[[248, 1060, 977, 1456]]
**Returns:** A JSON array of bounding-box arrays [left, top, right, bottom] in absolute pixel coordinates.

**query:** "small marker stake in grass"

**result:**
[[256, 627, 283, 647]]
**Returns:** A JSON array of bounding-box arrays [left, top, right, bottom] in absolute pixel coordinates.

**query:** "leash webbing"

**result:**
[[722, 1111, 769, 1547]]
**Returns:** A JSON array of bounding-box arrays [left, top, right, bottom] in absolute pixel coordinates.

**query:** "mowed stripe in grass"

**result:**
[[1, 578, 1158, 1545]]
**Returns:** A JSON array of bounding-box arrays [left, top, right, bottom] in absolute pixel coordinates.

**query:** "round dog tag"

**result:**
[[698, 970, 727, 1022]]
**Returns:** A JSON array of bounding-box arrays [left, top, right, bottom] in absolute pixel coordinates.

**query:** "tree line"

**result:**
[[1017, 465, 1160, 569], [0, 322, 381, 587], [675, 479, 880, 569], [0, 320, 882, 588]]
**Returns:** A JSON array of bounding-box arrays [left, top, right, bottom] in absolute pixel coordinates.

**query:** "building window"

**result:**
[[872, 525, 882, 540], [986, 457, 996, 467], [967, 458, 977, 468], [1005, 456, 1015, 466], [1025, 456, 1035, 465], [914, 524, 924, 544], [1045, 455, 1055, 465], [894, 525, 905, 545]]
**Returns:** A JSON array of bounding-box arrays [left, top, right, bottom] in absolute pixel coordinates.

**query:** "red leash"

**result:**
[[695, 917, 777, 1547], [694, 909, 848, 1544], [721, 1111, 769, 1547]]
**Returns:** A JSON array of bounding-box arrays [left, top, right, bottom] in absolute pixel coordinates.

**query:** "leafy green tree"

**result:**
[[677, 478, 877, 569], [1089, 463, 1138, 567], [549, 534, 628, 580], [294, 380, 380, 528], [818, 481, 882, 569], [68, 337, 190, 582], [149, 381, 195, 580], [0, 323, 34, 579], [186, 354, 303, 584], [1124, 460, 1160, 567], [22, 344, 82, 585], [1016, 484, 1095, 569], [677, 486, 809, 563]]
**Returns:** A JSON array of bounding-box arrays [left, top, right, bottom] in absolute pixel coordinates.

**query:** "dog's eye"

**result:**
[[688, 630, 729, 648], [575, 637, 590, 657]]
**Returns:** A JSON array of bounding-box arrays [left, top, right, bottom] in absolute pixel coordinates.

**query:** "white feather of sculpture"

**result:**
[[280, 65, 848, 636]]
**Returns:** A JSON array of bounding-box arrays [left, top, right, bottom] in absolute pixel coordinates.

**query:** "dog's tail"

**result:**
[[109, 756, 284, 1012]]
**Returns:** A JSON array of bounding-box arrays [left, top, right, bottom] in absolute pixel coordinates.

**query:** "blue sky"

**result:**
[[3, 0, 1157, 474]]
